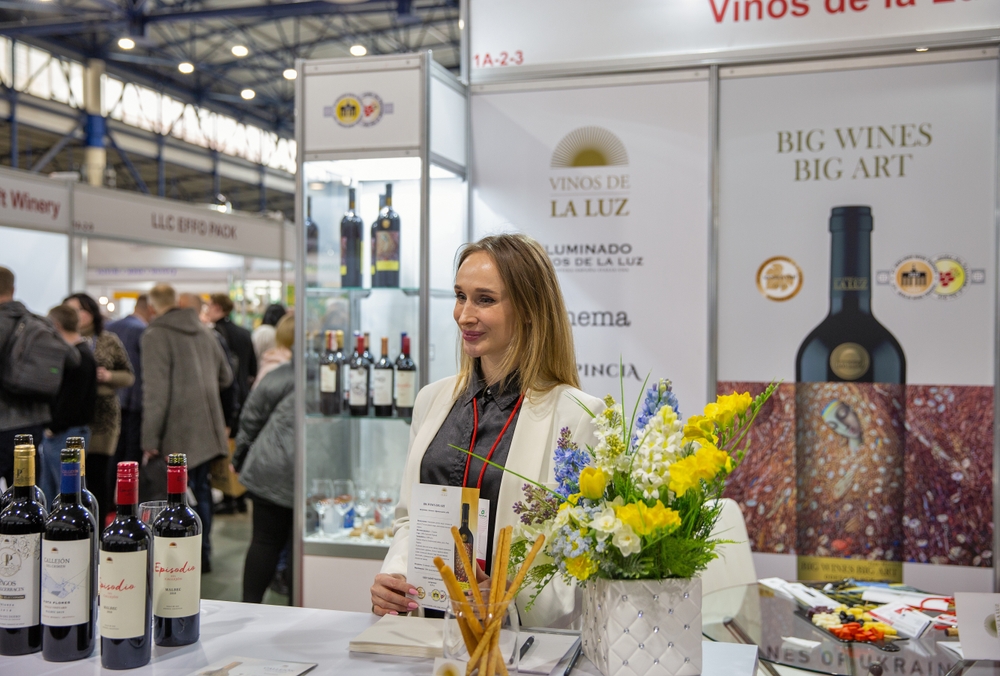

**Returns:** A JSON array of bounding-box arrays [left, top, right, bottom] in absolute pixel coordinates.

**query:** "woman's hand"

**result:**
[[96, 367, 112, 383], [371, 573, 419, 616]]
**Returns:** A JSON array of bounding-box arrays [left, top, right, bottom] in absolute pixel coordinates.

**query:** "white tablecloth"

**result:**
[[0, 600, 758, 675]]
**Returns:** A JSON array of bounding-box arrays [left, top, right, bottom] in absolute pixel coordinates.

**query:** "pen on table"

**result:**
[[563, 641, 583, 676], [518, 635, 535, 662]]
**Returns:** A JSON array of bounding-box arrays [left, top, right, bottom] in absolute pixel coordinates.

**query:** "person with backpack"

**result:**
[[0, 266, 79, 486]]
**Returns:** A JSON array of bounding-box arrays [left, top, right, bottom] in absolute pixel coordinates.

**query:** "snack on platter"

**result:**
[[799, 604, 903, 651]]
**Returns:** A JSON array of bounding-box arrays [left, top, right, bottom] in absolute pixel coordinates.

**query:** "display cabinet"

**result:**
[[293, 52, 468, 610]]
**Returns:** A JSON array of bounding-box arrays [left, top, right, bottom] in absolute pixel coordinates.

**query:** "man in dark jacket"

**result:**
[[142, 284, 233, 572], [207, 293, 257, 431], [106, 294, 156, 467], [0, 266, 77, 485]]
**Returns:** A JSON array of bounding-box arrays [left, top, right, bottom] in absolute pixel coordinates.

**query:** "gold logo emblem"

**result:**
[[893, 256, 935, 298], [830, 343, 870, 381], [756, 256, 803, 301], [551, 127, 628, 168], [933, 256, 967, 298]]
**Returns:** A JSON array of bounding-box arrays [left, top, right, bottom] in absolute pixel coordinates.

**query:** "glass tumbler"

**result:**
[[444, 598, 519, 672]]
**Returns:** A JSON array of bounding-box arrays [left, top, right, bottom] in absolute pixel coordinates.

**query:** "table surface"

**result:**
[[0, 600, 759, 676], [702, 583, 999, 676]]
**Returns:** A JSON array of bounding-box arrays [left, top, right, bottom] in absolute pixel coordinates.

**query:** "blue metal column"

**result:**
[[9, 40, 17, 169], [83, 59, 106, 187]]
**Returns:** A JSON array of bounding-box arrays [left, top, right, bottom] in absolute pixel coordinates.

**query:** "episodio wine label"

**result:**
[[99, 550, 148, 639]]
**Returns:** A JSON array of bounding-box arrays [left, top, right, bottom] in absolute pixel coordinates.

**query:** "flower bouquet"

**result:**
[[508, 378, 776, 676]]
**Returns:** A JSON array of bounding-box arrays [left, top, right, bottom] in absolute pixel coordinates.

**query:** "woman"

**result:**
[[65, 293, 134, 524], [233, 321, 295, 604], [370, 234, 603, 628], [251, 303, 287, 362], [253, 314, 293, 390]]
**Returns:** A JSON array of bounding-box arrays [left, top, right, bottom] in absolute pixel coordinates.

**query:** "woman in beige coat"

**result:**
[[371, 234, 604, 628]]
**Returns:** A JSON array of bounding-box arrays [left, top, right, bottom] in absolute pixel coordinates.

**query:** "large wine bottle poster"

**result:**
[[717, 55, 997, 591]]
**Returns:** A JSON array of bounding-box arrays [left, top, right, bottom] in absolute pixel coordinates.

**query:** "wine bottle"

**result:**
[[0, 441, 47, 656], [0, 435, 45, 515], [370, 193, 386, 285], [306, 196, 319, 286], [41, 447, 97, 662], [319, 330, 342, 416], [373, 336, 395, 418], [349, 334, 370, 417], [99, 461, 152, 669], [395, 335, 417, 419], [151, 454, 202, 647], [454, 503, 474, 584], [372, 183, 401, 288], [51, 437, 98, 520], [334, 330, 350, 410], [794, 206, 906, 583], [341, 187, 364, 288], [305, 331, 320, 415]]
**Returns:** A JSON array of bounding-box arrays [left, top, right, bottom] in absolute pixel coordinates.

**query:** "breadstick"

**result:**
[[484, 626, 500, 676], [433, 557, 484, 637], [488, 526, 506, 608], [456, 614, 477, 656], [499, 534, 545, 609], [451, 525, 486, 615], [466, 621, 498, 676]]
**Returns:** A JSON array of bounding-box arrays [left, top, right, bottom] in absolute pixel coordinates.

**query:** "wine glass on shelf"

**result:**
[[309, 479, 334, 537], [376, 485, 398, 533], [332, 479, 356, 534], [354, 483, 374, 538]]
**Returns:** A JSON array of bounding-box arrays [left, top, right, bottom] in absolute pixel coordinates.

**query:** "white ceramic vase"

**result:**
[[581, 577, 702, 676]]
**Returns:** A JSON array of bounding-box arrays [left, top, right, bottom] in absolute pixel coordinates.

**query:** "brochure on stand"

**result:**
[[186, 657, 317, 676], [406, 483, 480, 611]]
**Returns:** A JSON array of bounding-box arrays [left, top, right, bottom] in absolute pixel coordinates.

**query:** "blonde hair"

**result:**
[[148, 284, 176, 312], [454, 233, 579, 398], [275, 314, 294, 350]]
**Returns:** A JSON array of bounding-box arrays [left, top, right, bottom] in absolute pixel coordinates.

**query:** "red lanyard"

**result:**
[[462, 392, 525, 490]]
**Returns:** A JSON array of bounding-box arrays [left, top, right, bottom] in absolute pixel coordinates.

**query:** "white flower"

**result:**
[[629, 404, 684, 499], [612, 524, 641, 556], [590, 506, 620, 541]]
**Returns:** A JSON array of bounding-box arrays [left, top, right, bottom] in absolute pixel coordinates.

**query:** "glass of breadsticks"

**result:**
[[435, 525, 546, 675]]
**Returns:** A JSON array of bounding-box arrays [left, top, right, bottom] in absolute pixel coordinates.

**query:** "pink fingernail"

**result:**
[[408, 602, 419, 610], [389, 611, 399, 615], [409, 589, 418, 595]]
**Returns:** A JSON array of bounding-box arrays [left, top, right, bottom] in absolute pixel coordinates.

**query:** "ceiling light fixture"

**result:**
[[349, 44, 367, 57], [178, 61, 195, 74], [107, 302, 115, 312], [241, 88, 256, 100], [916, 47, 929, 52], [283, 68, 297, 80], [99, 296, 109, 305], [232, 45, 249, 57], [118, 37, 136, 50]]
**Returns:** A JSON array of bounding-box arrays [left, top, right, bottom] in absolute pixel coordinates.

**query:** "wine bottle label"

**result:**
[[829, 343, 871, 380], [0, 533, 41, 628], [99, 549, 147, 639], [41, 537, 90, 626], [320, 364, 338, 393], [153, 534, 202, 618], [350, 369, 368, 406], [374, 231, 400, 271], [373, 370, 393, 406], [395, 371, 416, 408], [795, 382, 905, 582]]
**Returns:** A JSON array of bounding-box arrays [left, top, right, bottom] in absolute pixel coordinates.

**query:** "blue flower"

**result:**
[[634, 379, 680, 436], [553, 427, 592, 497]]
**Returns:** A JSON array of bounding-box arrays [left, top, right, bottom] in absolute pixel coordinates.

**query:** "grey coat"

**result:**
[[235, 361, 294, 508], [141, 307, 233, 469]]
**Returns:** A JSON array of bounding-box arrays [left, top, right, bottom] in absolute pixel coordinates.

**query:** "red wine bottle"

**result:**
[[100, 461, 152, 669], [0, 441, 47, 656], [394, 335, 417, 419], [152, 454, 202, 647], [341, 188, 364, 288], [373, 336, 395, 418], [41, 447, 97, 662], [0, 435, 46, 512], [372, 184, 401, 288], [51, 436, 98, 521], [454, 503, 474, 584], [319, 330, 342, 416], [349, 334, 370, 417]]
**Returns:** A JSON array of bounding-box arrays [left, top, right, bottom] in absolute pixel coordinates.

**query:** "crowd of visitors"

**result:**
[[0, 265, 291, 588]]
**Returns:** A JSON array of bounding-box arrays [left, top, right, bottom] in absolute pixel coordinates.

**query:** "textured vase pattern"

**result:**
[[582, 578, 702, 676]]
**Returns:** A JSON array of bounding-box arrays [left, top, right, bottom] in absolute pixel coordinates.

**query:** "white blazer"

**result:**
[[380, 375, 605, 627]]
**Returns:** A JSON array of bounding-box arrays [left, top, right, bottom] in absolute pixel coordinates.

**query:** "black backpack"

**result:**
[[1, 311, 69, 399]]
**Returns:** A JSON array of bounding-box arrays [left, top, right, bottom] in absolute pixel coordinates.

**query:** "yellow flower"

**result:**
[[578, 467, 607, 500], [668, 443, 733, 497], [565, 554, 599, 581], [682, 415, 718, 445], [613, 501, 682, 537], [645, 502, 682, 531], [703, 392, 753, 428]]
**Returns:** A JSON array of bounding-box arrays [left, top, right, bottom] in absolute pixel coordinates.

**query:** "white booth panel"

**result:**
[[430, 75, 467, 169], [0, 225, 69, 314]]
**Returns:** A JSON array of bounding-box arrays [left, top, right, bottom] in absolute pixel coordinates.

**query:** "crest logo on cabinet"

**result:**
[[325, 92, 393, 128]]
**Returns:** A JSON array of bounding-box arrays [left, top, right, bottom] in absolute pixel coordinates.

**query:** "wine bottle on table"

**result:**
[[349, 334, 370, 417], [341, 188, 364, 288], [100, 461, 152, 669], [320, 330, 342, 416], [0, 435, 46, 514], [0, 441, 47, 656], [372, 183, 401, 288], [794, 205, 906, 583], [373, 336, 395, 418], [152, 454, 202, 647], [395, 335, 417, 419], [41, 447, 97, 662], [454, 503, 474, 584], [51, 436, 98, 520]]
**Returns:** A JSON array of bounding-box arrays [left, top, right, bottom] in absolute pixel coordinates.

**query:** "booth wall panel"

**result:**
[[0, 224, 68, 313]]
